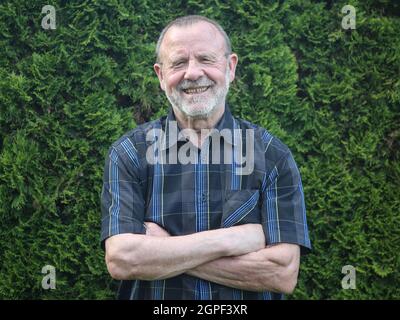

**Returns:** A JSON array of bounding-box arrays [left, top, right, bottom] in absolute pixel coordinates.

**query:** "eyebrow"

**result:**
[[197, 53, 218, 60], [169, 52, 219, 61], [168, 54, 187, 63]]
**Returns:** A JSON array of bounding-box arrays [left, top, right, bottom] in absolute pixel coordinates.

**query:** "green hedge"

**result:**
[[0, 0, 399, 299]]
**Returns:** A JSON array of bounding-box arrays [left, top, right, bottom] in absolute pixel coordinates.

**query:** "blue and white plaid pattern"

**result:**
[[101, 106, 311, 300]]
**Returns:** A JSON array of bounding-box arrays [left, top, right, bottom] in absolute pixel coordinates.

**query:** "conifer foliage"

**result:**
[[0, 0, 399, 299]]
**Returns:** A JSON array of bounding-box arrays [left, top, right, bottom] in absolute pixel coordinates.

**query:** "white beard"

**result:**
[[165, 66, 231, 119]]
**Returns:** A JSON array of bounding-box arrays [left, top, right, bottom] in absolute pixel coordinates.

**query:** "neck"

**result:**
[[173, 104, 225, 133], [172, 104, 225, 148]]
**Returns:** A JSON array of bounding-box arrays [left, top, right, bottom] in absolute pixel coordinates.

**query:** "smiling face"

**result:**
[[154, 21, 238, 119]]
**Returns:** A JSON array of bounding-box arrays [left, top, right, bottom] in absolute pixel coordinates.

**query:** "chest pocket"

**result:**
[[222, 190, 261, 228]]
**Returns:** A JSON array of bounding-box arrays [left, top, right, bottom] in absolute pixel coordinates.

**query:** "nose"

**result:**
[[184, 59, 204, 81]]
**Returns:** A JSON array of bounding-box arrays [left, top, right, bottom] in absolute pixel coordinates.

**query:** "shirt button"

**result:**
[[201, 192, 208, 202]]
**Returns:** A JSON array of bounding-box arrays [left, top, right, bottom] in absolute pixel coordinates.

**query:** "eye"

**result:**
[[200, 57, 214, 64], [172, 60, 186, 68]]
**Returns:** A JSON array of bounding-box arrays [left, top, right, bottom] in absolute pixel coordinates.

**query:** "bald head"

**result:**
[[156, 15, 232, 64]]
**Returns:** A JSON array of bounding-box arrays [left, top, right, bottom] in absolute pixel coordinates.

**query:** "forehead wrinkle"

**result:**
[[159, 21, 227, 63], [170, 50, 220, 61]]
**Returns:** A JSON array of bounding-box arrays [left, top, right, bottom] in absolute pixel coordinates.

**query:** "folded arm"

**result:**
[[105, 223, 265, 281], [187, 243, 300, 294], [145, 222, 300, 294]]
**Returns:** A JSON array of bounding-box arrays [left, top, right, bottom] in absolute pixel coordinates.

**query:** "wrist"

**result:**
[[214, 227, 238, 256], [195, 228, 235, 257]]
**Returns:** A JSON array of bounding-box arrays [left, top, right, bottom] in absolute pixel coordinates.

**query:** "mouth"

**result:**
[[182, 86, 210, 95]]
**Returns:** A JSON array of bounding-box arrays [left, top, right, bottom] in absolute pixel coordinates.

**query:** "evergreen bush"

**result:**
[[0, 0, 398, 299]]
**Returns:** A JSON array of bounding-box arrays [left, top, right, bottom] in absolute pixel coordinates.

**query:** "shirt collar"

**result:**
[[161, 104, 237, 151]]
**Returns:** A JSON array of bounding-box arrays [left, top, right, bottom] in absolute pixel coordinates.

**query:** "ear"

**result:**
[[154, 63, 166, 91], [227, 53, 238, 82]]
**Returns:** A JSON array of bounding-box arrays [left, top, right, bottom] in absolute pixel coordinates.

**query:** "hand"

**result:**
[[145, 222, 171, 237]]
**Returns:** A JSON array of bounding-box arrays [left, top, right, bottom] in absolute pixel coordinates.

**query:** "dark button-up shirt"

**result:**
[[101, 106, 311, 300]]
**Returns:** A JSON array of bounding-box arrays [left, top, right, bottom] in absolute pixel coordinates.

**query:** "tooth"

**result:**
[[183, 86, 208, 94]]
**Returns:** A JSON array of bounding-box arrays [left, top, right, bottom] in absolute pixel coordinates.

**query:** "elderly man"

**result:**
[[101, 15, 311, 300]]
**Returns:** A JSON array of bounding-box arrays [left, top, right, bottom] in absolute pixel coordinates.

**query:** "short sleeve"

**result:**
[[261, 151, 311, 254], [100, 139, 146, 250]]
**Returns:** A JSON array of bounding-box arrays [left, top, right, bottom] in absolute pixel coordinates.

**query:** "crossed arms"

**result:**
[[105, 222, 300, 294]]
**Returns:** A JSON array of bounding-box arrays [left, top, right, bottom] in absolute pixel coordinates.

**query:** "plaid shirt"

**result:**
[[101, 106, 311, 300]]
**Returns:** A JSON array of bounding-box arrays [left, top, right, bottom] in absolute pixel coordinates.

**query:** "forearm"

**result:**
[[106, 225, 264, 281], [187, 244, 300, 294], [106, 231, 228, 280]]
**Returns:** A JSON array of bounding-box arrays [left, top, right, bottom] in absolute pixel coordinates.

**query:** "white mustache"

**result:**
[[177, 77, 215, 90]]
